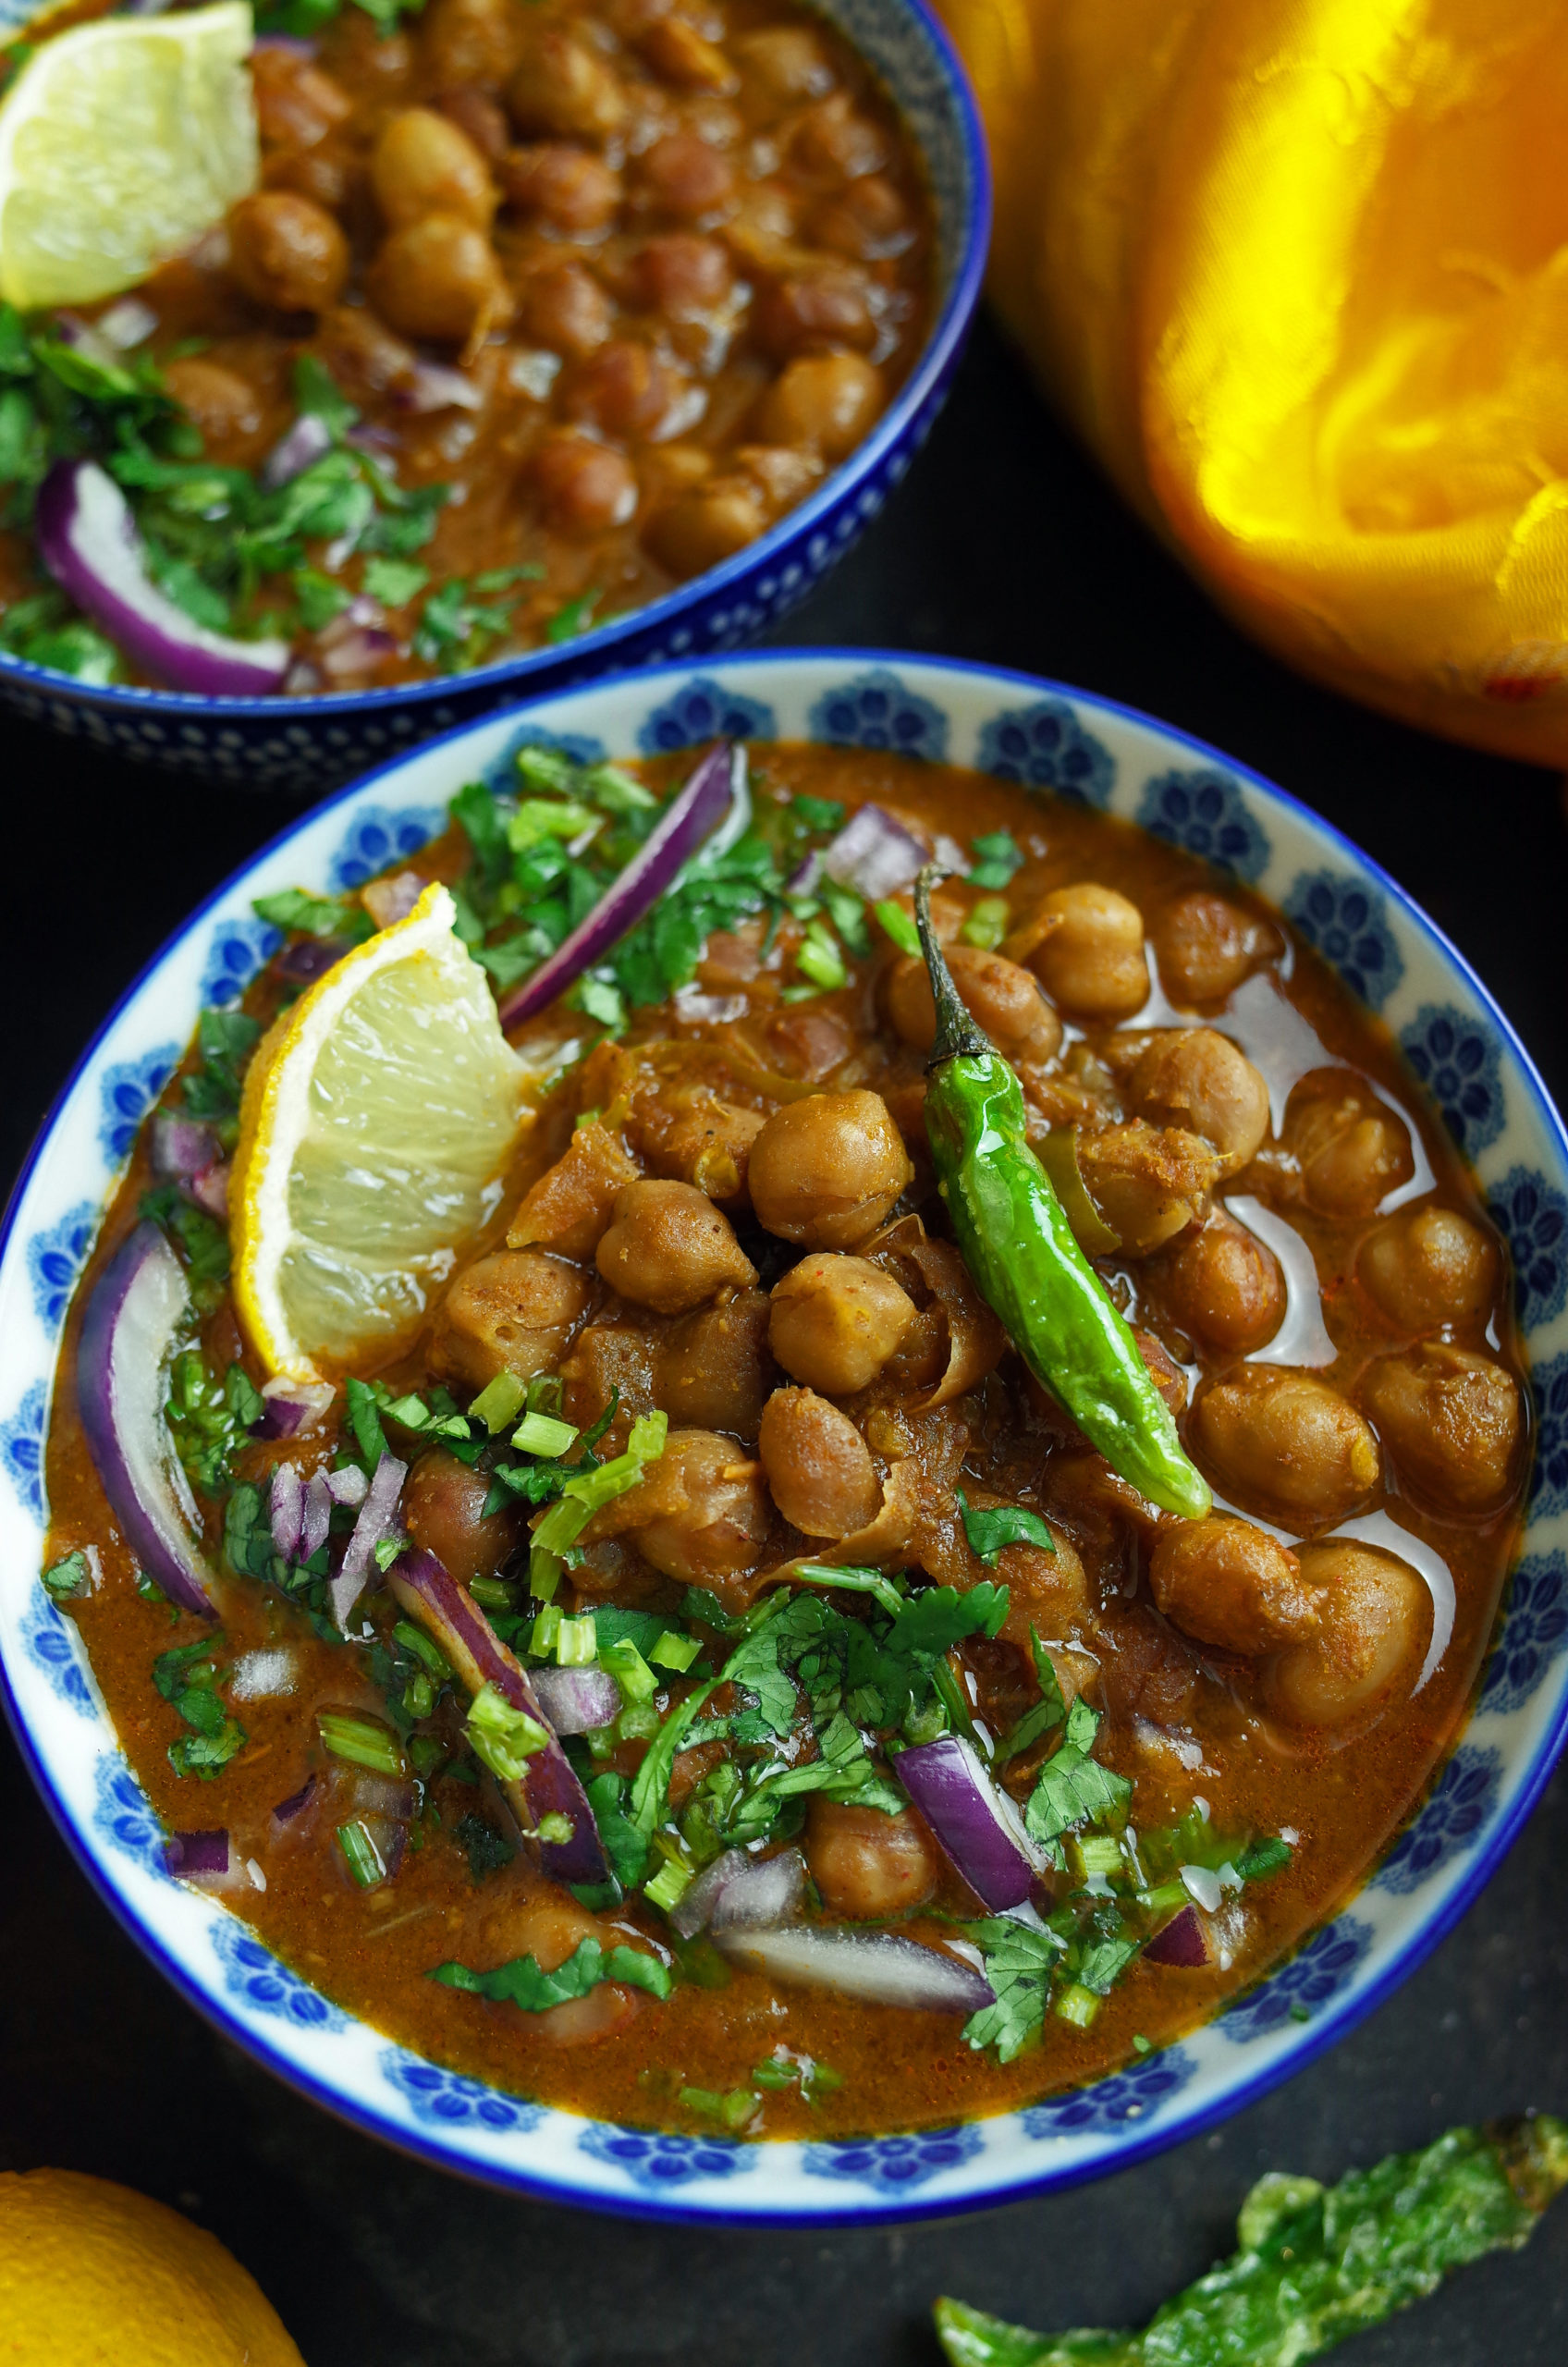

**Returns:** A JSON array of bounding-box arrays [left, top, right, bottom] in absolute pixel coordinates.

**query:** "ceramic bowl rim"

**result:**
[[0, 0, 991, 726], [4, 645, 1566, 2226]]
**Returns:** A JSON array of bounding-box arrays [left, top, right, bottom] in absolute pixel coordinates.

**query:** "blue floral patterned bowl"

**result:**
[[4, 650, 1566, 2224], [0, 0, 986, 793]]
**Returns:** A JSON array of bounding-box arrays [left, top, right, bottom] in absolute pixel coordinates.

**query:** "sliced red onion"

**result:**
[[1145, 1905, 1215, 1968], [330, 1451, 408, 1627], [397, 359, 484, 414], [260, 411, 333, 490], [270, 1462, 304, 1560], [283, 659, 324, 695], [186, 1161, 229, 1220], [497, 742, 745, 1029], [276, 937, 349, 984], [388, 1548, 608, 1888], [37, 460, 292, 696], [272, 1775, 316, 1827], [325, 1464, 368, 1507], [784, 849, 823, 896], [151, 1110, 220, 1181], [529, 1664, 621, 1735], [319, 626, 398, 682], [96, 296, 159, 351], [716, 1924, 995, 2014], [347, 422, 398, 456], [361, 869, 425, 930], [894, 1735, 1049, 1911], [53, 312, 126, 371], [822, 804, 928, 901], [300, 1471, 334, 1564], [253, 30, 315, 51], [77, 1222, 214, 1616], [668, 1846, 806, 1940], [257, 1377, 337, 1440], [165, 1829, 229, 1878]]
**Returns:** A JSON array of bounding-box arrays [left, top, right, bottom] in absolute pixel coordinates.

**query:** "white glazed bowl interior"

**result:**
[[4, 650, 1567, 2224]]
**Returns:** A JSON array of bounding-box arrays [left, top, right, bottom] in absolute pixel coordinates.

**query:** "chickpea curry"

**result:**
[[43, 741, 1529, 2139], [0, 0, 933, 691]]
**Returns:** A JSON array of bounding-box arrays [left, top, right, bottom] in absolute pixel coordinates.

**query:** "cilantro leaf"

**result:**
[[253, 887, 374, 943], [345, 1376, 389, 1469], [430, 1934, 671, 2010], [1023, 1698, 1132, 1846], [961, 1919, 1065, 2063], [584, 1771, 652, 1889], [957, 1490, 1055, 1565], [884, 1581, 1010, 1657]]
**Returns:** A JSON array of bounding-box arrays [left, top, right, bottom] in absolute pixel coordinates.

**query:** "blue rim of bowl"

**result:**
[[5, 646, 1567, 2224], [0, 0, 991, 729]]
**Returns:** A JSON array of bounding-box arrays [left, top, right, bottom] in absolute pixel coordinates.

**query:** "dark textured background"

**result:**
[[5, 315, 1568, 2362]]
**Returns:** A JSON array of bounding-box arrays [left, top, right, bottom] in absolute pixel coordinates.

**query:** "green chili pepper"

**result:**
[[934, 2114, 1568, 2367], [914, 868, 1209, 1520]]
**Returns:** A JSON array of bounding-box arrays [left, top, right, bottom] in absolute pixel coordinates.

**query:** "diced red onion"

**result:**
[[300, 1471, 334, 1563], [253, 30, 315, 51], [932, 833, 971, 876], [258, 1377, 336, 1439], [894, 1735, 1049, 1911], [270, 1462, 304, 1560], [165, 1829, 229, 1877], [77, 1222, 215, 1616], [1145, 1906, 1215, 1968], [330, 1451, 408, 1627], [397, 360, 484, 414], [784, 849, 823, 896], [96, 296, 158, 350], [715, 1924, 995, 2014], [53, 313, 125, 371], [37, 460, 292, 696], [319, 627, 398, 681], [283, 660, 324, 695], [272, 1775, 316, 1826], [186, 1161, 229, 1220], [151, 1110, 219, 1182], [388, 1548, 609, 1888], [529, 1664, 621, 1735], [361, 869, 424, 930], [1180, 1863, 1226, 1914], [325, 1464, 368, 1507], [260, 411, 333, 490], [822, 804, 929, 901], [347, 422, 398, 456], [669, 1846, 806, 1940], [276, 937, 348, 984], [497, 742, 745, 1030]]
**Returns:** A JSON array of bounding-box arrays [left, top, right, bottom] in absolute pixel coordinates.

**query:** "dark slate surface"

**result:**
[[5, 314, 1568, 2362]]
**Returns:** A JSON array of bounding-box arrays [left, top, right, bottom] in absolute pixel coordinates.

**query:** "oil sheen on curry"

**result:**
[[0, 0, 933, 690], [43, 741, 1529, 2140]]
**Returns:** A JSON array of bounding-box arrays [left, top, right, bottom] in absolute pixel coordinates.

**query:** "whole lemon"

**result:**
[[0, 2168, 304, 2365]]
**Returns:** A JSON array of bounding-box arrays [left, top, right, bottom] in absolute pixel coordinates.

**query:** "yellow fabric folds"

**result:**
[[935, 0, 1568, 763]]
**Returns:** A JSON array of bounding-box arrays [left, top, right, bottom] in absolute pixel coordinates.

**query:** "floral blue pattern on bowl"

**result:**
[[328, 806, 445, 893], [638, 678, 778, 756], [1137, 768, 1269, 881], [4, 651, 1567, 2226], [201, 918, 282, 1009], [0, 0, 989, 791]]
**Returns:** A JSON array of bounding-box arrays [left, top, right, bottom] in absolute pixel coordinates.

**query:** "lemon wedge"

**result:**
[[0, 2, 258, 310], [231, 883, 529, 1383]]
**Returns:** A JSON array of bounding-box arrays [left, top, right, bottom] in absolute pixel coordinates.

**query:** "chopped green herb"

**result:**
[[650, 1629, 701, 1673], [456, 1811, 517, 1883], [431, 1934, 672, 2011], [510, 1410, 578, 1458], [337, 1820, 388, 1888], [873, 898, 922, 957], [317, 1710, 407, 1779], [153, 1637, 247, 1782], [164, 1353, 263, 1496], [961, 895, 1011, 950], [253, 886, 374, 945], [344, 1376, 389, 1470], [957, 1490, 1056, 1565], [139, 1185, 231, 1307], [42, 1549, 93, 1600], [361, 556, 430, 607], [1023, 1697, 1132, 1849], [465, 1682, 549, 1783], [545, 588, 601, 644], [968, 830, 1025, 890], [467, 1370, 528, 1433]]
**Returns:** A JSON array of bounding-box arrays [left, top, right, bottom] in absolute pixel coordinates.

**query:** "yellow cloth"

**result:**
[[935, 0, 1568, 765]]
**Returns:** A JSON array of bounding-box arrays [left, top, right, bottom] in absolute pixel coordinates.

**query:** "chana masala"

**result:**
[[0, 0, 934, 691], [43, 743, 1529, 2138]]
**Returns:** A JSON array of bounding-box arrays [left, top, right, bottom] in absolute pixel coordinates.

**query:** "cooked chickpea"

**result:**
[[162, 358, 269, 466], [1193, 1366, 1381, 1526], [767, 1253, 915, 1394], [251, 46, 353, 147], [637, 131, 736, 218], [1127, 1029, 1269, 1177], [810, 175, 911, 259], [373, 106, 496, 228], [733, 26, 835, 105], [420, 0, 527, 91], [402, 1448, 523, 1584], [435, 86, 509, 160], [1147, 1208, 1284, 1354], [429, 1249, 590, 1393], [501, 142, 622, 234], [640, 15, 737, 90], [521, 260, 614, 359], [758, 1386, 881, 1537], [1152, 890, 1280, 1006], [560, 338, 681, 438], [367, 213, 510, 343], [1075, 1121, 1221, 1256], [227, 191, 349, 313], [533, 433, 638, 535], [470, 1887, 643, 2043], [753, 350, 884, 459], [805, 1798, 937, 1918], [790, 93, 888, 180], [654, 1288, 776, 1437], [748, 1090, 913, 1249], [1028, 883, 1147, 1020], [626, 233, 733, 317], [507, 27, 628, 141], [1360, 1344, 1521, 1512], [1149, 1516, 1320, 1657], [644, 1098, 765, 1203], [752, 263, 876, 358], [1359, 1205, 1498, 1332], [643, 478, 765, 577], [631, 1430, 772, 1587], [1268, 1542, 1430, 1729], [595, 1179, 757, 1314], [884, 945, 1062, 1066], [1283, 1070, 1415, 1219]]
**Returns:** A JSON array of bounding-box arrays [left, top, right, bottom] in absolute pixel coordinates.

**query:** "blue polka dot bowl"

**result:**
[[4, 649, 1566, 2222], [0, 0, 986, 795]]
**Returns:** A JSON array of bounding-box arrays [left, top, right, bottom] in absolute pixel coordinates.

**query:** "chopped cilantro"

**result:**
[[545, 588, 601, 644], [164, 1353, 261, 1495], [252, 887, 373, 945], [42, 1549, 93, 1600], [1023, 1697, 1133, 1849], [361, 556, 430, 607], [431, 1934, 671, 2011], [957, 1490, 1056, 1565], [968, 830, 1024, 889], [153, 1637, 247, 1781], [995, 1628, 1068, 1766], [344, 1376, 389, 1470], [455, 1811, 517, 1883]]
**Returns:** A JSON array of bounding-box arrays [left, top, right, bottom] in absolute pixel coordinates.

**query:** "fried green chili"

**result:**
[[934, 2114, 1568, 2367], [914, 867, 1209, 1520]]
